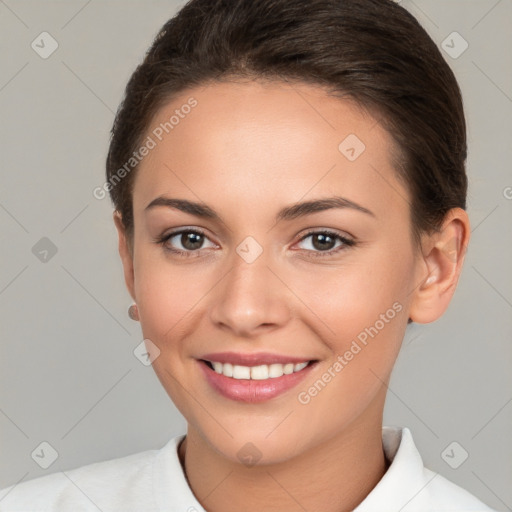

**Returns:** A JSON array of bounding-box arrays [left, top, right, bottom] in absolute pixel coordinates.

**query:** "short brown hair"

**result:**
[[106, 0, 467, 248]]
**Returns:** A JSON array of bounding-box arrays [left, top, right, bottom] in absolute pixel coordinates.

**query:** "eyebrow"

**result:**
[[144, 195, 375, 222]]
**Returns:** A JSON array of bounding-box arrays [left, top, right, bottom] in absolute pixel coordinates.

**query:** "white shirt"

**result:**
[[0, 426, 497, 511]]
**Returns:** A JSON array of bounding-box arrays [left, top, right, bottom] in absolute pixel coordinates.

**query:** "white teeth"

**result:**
[[250, 365, 269, 380], [268, 363, 284, 378], [223, 362, 233, 377], [208, 360, 311, 380], [283, 363, 294, 375], [294, 362, 308, 372], [232, 365, 251, 379]]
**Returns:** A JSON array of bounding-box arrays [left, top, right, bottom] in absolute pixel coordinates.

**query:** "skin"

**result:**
[[114, 79, 470, 512]]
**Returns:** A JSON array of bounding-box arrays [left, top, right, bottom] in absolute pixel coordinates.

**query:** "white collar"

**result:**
[[152, 426, 494, 511], [353, 425, 430, 511]]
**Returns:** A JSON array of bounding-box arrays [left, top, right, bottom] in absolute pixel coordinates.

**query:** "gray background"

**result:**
[[0, 0, 511, 509]]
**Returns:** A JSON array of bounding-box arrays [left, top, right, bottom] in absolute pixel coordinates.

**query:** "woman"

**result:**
[[0, 0, 499, 510]]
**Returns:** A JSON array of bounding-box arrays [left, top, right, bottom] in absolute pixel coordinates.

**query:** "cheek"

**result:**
[[291, 244, 414, 405], [131, 255, 209, 411], [294, 251, 413, 346], [292, 271, 409, 445], [132, 250, 214, 342]]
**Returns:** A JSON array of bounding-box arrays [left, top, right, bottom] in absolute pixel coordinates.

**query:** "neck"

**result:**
[[178, 396, 389, 512]]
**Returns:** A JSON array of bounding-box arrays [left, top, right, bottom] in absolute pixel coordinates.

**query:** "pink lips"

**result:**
[[198, 352, 317, 403]]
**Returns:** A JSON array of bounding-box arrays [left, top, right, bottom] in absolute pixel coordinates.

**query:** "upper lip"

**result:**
[[200, 351, 315, 366]]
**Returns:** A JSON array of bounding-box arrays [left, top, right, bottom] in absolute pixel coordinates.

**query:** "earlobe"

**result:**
[[408, 208, 470, 324], [113, 211, 136, 301]]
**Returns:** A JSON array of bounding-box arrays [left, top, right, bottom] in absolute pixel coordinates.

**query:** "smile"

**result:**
[[198, 356, 318, 403]]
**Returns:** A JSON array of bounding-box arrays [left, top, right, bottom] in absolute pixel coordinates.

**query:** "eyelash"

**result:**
[[154, 228, 356, 259]]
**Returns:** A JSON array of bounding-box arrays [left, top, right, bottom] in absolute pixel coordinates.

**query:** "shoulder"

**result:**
[[360, 426, 499, 512], [0, 442, 168, 512], [423, 467, 498, 511]]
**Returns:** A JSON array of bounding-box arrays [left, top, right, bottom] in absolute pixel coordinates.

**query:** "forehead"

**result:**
[[133, 80, 409, 222]]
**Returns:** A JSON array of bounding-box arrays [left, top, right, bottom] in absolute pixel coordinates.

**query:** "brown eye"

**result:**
[[158, 228, 216, 256], [179, 231, 204, 250], [296, 230, 355, 257], [311, 233, 336, 251]]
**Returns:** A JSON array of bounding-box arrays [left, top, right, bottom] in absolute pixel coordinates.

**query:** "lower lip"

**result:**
[[198, 360, 317, 403]]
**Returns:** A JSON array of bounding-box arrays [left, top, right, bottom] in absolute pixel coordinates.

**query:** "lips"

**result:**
[[197, 352, 318, 402]]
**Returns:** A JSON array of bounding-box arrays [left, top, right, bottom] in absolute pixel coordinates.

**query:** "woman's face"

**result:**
[[122, 80, 425, 463]]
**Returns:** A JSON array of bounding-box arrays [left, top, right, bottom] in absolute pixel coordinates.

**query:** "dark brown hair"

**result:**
[[106, 0, 467, 248]]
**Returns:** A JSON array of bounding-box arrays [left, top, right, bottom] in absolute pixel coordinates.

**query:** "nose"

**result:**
[[209, 246, 293, 338]]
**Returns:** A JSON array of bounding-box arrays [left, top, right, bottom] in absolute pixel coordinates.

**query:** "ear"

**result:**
[[409, 208, 470, 324], [113, 211, 136, 301]]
